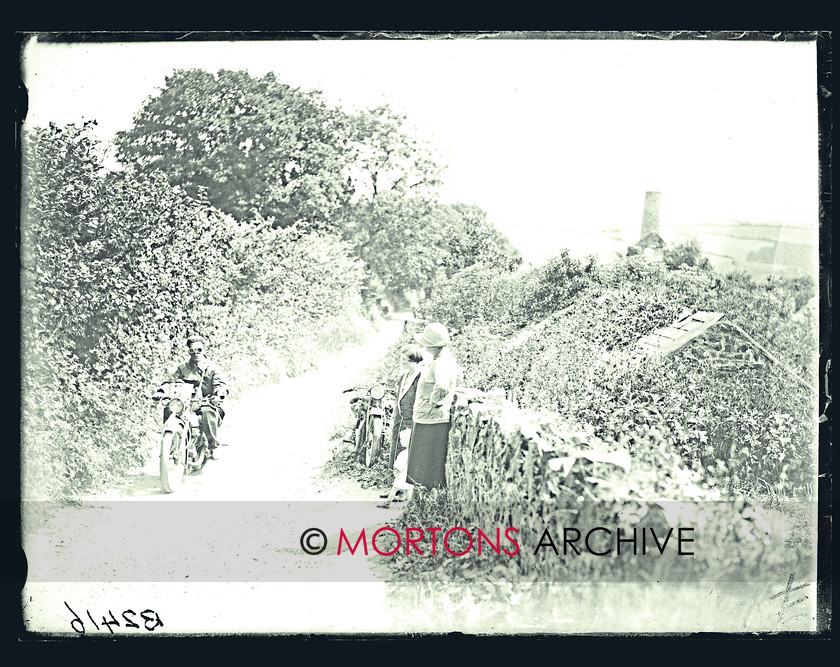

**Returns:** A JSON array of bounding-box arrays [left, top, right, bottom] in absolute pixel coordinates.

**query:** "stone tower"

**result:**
[[638, 191, 664, 249], [640, 191, 661, 240]]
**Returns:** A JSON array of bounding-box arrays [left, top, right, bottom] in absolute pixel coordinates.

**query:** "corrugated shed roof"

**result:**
[[635, 310, 725, 358]]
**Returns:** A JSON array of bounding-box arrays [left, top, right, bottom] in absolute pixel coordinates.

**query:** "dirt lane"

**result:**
[[20, 315, 816, 635], [86, 316, 405, 502], [22, 318, 411, 635]]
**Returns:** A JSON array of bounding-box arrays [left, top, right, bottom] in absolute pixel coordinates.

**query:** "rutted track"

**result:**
[[22, 319, 410, 635], [20, 315, 815, 634]]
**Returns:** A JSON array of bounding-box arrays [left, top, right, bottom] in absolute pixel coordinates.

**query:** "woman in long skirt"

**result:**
[[378, 345, 423, 507], [406, 323, 461, 490], [388, 345, 423, 468]]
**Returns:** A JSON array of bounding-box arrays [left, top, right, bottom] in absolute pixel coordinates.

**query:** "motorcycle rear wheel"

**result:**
[[160, 430, 186, 493], [365, 416, 383, 467]]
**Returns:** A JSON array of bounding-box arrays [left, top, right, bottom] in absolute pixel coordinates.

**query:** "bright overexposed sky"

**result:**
[[20, 34, 820, 263]]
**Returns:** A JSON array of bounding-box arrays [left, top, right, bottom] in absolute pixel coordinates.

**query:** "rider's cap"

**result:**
[[187, 335, 206, 348], [414, 322, 450, 348]]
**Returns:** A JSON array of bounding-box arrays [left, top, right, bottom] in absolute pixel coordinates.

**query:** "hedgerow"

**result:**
[[512, 250, 599, 323], [420, 264, 521, 333], [418, 251, 817, 499], [423, 249, 599, 333], [21, 123, 369, 499], [376, 389, 811, 584]]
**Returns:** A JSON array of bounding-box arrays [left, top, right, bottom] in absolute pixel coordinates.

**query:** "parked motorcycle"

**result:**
[[154, 380, 214, 493], [343, 383, 395, 467]]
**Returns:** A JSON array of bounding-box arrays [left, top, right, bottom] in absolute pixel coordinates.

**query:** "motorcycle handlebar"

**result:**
[[153, 383, 221, 403], [342, 385, 396, 395]]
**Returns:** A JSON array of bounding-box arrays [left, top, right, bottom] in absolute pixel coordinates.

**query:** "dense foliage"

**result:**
[[22, 122, 369, 499], [115, 69, 353, 230], [424, 249, 591, 333], [421, 251, 817, 499], [333, 248, 818, 589], [342, 196, 522, 306], [343, 104, 443, 200], [114, 69, 519, 308], [376, 390, 811, 584], [663, 236, 712, 270]]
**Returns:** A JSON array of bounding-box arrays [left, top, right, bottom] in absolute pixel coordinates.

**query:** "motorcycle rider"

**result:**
[[155, 335, 230, 458]]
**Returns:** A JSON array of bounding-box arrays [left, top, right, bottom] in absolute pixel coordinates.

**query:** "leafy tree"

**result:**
[[433, 202, 522, 276], [338, 104, 522, 303], [343, 193, 521, 306], [115, 69, 353, 230], [343, 192, 443, 302], [21, 122, 369, 499], [116, 71, 518, 303], [344, 104, 443, 199]]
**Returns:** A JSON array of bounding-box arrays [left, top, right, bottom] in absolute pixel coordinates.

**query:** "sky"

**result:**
[[20, 34, 820, 264]]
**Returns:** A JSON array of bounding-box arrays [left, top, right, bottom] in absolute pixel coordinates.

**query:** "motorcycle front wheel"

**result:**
[[160, 430, 186, 493], [365, 415, 383, 467]]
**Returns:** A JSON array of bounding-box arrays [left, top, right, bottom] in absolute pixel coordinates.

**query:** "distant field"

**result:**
[[671, 222, 818, 279], [684, 222, 806, 243], [505, 219, 818, 280]]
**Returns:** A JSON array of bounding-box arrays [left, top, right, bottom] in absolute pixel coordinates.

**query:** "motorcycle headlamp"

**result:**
[[369, 384, 386, 400], [166, 398, 185, 415]]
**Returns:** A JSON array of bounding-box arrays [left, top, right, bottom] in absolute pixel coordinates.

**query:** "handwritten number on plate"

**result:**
[[101, 610, 120, 634], [64, 601, 84, 634], [85, 610, 100, 631], [122, 609, 139, 629], [141, 609, 163, 631]]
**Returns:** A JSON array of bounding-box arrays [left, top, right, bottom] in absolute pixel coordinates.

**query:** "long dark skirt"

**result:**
[[406, 422, 451, 490]]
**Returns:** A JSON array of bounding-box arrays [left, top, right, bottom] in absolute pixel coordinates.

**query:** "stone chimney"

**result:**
[[640, 191, 661, 241], [637, 191, 664, 250]]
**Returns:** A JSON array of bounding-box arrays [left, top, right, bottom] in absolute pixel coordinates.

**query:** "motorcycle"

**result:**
[[154, 379, 214, 493], [343, 383, 395, 467]]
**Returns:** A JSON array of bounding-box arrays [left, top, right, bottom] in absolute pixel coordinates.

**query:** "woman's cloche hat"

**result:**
[[414, 322, 450, 348]]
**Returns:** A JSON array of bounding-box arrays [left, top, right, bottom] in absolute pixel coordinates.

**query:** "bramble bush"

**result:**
[[605, 261, 815, 369], [635, 354, 817, 498], [663, 237, 712, 270], [511, 250, 599, 323], [375, 389, 811, 585], [598, 254, 668, 286], [419, 251, 817, 499], [422, 264, 521, 333], [21, 123, 369, 499], [423, 249, 599, 334], [563, 285, 686, 351]]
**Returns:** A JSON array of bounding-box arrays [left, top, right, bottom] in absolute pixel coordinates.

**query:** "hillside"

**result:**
[[367, 250, 819, 500], [321, 249, 820, 629]]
